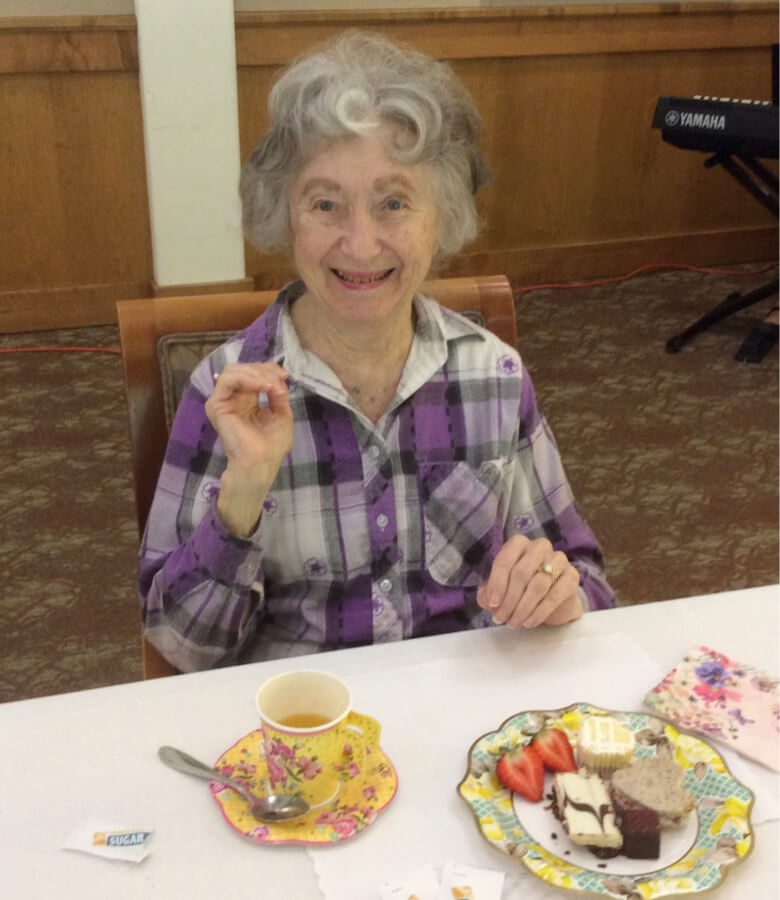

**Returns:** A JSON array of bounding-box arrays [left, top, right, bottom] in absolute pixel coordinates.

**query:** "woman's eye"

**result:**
[[314, 199, 336, 212], [383, 197, 405, 212]]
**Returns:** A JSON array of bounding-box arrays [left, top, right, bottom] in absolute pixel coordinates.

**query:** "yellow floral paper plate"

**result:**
[[458, 702, 754, 898], [211, 729, 398, 845]]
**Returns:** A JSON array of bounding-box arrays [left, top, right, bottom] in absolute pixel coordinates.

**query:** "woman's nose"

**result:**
[[339, 207, 382, 259]]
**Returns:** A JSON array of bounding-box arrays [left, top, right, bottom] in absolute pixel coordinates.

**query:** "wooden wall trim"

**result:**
[[1, 3, 774, 75], [152, 277, 255, 298], [232, 1, 776, 25], [0, 16, 137, 74], [0, 16, 136, 30], [446, 225, 778, 286], [0, 281, 151, 333], [235, 3, 777, 64]]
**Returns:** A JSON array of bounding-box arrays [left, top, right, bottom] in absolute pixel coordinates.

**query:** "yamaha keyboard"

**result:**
[[653, 95, 778, 159], [652, 48, 779, 361]]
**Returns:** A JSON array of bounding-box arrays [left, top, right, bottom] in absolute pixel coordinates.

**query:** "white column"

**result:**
[[135, 0, 246, 289]]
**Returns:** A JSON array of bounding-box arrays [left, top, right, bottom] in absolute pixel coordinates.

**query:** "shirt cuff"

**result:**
[[189, 498, 265, 589]]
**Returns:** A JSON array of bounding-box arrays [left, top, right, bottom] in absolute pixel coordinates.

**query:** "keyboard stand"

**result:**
[[734, 308, 778, 363], [665, 151, 778, 361], [665, 276, 778, 356]]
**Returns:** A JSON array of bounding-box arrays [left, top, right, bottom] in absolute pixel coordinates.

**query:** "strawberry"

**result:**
[[495, 743, 544, 802], [531, 727, 577, 773]]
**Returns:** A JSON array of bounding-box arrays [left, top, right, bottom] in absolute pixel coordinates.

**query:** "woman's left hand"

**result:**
[[476, 535, 583, 628]]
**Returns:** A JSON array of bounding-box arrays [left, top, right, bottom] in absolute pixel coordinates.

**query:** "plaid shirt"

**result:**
[[140, 282, 614, 671]]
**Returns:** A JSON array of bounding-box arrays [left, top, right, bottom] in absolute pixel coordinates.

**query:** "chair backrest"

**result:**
[[117, 274, 516, 678]]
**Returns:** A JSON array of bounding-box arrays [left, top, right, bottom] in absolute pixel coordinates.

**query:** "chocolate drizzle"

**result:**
[[554, 775, 623, 860], [561, 795, 613, 832]]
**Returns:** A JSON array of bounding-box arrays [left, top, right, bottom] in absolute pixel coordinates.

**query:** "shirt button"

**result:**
[[367, 445, 380, 460], [376, 513, 389, 529], [379, 577, 393, 594]]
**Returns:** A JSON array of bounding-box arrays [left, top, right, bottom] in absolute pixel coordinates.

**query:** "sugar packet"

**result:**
[[62, 820, 153, 863]]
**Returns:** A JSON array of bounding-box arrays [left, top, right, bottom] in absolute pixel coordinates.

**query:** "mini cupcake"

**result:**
[[577, 715, 635, 776]]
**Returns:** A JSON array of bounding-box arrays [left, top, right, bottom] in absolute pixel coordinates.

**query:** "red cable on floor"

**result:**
[[513, 261, 778, 295]]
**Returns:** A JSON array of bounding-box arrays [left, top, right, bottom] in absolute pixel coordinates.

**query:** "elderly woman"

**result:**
[[140, 31, 615, 672]]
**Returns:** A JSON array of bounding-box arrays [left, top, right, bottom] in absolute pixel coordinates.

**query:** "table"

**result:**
[[1, 585, 778, 899]]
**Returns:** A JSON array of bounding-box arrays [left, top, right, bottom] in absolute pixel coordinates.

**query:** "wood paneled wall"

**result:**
[[1, 4, 777, 332], [0, 16, 152, 331]]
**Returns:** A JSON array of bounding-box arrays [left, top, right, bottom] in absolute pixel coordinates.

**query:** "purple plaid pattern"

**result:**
[[139, 282, 615, 671]]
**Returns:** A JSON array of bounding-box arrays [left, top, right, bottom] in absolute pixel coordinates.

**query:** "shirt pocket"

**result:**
[[419, 458, 507, 588]]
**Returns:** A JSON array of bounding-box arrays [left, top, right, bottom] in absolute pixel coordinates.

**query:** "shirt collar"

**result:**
[[239, 280, 485, 410]]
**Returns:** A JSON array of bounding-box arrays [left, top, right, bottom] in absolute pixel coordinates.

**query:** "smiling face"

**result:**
[[287, 124, 439, 331]]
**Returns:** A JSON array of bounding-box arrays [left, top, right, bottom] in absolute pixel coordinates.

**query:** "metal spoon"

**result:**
[[158, 745, 309, 822]]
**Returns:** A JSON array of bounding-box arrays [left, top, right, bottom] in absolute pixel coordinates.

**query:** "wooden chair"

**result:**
[[117, 274, 516, 679]]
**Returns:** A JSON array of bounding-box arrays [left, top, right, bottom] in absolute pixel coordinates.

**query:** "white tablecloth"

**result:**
[[1, 585, 778, 899]]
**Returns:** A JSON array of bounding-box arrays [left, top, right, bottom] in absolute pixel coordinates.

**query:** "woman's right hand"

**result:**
[[205, 362, 293, 537]]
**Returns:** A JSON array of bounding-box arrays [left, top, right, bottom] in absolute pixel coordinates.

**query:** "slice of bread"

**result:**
[[610, 748, 694, 829]]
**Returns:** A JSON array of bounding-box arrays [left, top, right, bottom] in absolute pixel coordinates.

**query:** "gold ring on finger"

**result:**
[[538, 561, 562, 586]]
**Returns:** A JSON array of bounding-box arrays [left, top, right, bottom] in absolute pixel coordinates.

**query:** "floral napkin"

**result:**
[[644, 645, 780, 772]]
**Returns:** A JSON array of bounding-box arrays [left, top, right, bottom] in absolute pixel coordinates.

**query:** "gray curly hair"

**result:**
[[240, 31, 490, 263]]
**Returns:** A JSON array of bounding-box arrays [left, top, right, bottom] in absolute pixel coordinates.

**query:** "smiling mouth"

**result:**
[[332, 268, 394, 285]]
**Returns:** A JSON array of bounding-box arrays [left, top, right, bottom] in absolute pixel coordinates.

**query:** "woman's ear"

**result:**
[[428, 239, 448, 275]]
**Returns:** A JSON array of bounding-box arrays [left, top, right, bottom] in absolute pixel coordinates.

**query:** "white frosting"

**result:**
[[579, 716, 635, 755]]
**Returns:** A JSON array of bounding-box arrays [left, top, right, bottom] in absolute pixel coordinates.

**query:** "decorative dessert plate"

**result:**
[[211, 728, 398, 845], [458, 702, 754, 898]]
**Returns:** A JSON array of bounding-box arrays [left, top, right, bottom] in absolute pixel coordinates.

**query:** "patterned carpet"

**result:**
[[0, 264, 777, 702]]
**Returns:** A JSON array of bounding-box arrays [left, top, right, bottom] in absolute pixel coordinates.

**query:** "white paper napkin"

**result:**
[[310, 632, 779, 900]]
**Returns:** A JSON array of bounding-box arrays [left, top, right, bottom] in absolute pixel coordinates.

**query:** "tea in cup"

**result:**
[[256, 670, 380, 809]]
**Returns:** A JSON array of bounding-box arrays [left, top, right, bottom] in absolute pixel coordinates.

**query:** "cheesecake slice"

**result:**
[[553, 770, 623, 857]]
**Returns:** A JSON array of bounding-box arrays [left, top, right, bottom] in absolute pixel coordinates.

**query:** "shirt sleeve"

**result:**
[[503, 365, 616, 612], [138, 359, 267, 672]]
